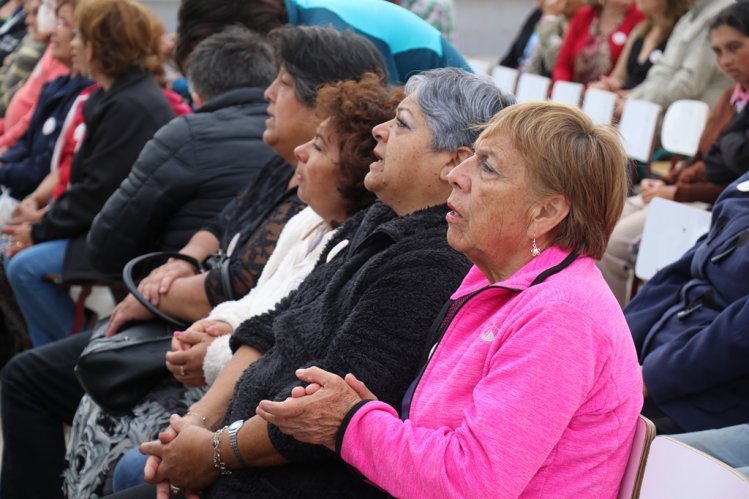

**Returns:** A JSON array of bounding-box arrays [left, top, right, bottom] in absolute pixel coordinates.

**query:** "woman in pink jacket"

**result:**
[[257, 102, 644, 498]]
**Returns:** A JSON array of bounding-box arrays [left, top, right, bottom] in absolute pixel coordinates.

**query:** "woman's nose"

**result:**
[[372, 120, 389, 143], [447, 156, 473, 191], [294, 141, 310, 163], [264, 79, 278, 103]]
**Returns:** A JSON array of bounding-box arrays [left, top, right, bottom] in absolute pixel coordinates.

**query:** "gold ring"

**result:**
[[180, 365, 185, 376]]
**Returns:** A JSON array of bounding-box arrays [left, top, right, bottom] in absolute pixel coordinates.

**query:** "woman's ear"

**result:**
[[439, 146, 473, 181], [529, 194, 570, 240]]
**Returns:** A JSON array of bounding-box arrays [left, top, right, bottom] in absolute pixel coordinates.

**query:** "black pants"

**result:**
[[1, 331, 91, 499]]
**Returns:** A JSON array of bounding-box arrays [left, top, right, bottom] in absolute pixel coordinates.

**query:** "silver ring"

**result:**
[[180, 365, 185, 376], [170, 484, 182, 495]]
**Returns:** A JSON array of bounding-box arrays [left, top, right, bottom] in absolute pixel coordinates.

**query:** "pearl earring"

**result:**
[[531, 238, 541, 257]]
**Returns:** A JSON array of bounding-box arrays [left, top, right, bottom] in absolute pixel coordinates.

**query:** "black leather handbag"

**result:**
[[74, 252, 202, 413]]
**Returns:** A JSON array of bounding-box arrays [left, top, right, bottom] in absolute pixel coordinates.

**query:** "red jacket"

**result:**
[[553, 4, 644, 83]]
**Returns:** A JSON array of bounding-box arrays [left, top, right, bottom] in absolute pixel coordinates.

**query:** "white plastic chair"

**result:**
[[514, 73, 551, 103], [639, 436, 749, 499], [491, 65, 519, 95], [661, 99, 710, 158], [635, 198, 711, 281], [550, 81, 584, 107], [617, 416, 656, 499], [581, 88, 617, 125], [466, 57, 492, 76], [618, 99, 662, 163]]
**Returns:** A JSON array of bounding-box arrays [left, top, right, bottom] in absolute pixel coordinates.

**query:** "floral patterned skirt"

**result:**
[[63, 376, 205, 497]]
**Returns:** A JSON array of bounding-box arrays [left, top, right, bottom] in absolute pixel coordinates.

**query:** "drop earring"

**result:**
[[531, 238, 541, 257]]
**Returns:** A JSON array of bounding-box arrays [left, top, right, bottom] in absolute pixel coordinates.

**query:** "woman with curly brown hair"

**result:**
[[3, 0, 174, 348]]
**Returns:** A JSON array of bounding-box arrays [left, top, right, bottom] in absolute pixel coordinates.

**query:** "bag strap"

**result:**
[[122, 252, 203, 329]]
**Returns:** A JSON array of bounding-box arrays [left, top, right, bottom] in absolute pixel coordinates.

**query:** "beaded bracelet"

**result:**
[[212, 427, 232, 476]]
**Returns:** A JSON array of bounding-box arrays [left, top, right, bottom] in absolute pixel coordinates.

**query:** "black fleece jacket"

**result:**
[[207, 201, 470, 498]]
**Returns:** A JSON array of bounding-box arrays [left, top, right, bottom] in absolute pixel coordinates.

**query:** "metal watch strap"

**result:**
[[228, 420, 249, 468]]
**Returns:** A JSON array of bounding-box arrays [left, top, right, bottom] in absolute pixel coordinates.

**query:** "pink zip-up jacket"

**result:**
[[340, 247, 643, 498]]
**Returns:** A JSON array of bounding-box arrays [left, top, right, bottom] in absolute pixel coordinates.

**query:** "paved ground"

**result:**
[[453, 0, 535, 59]]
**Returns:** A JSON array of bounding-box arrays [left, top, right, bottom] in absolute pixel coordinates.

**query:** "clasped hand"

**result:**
[[256, 366, 378, 451], [140, 414, 217, 498]]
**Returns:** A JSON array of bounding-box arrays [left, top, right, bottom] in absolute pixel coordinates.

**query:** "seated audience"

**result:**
[[600, 1, 749, 305], [625, 0, 732, 109], [553, 0, 644, 84], [672, 424, 749, 478], [500, 1, 543, 69], [627, 170, 749, 433], [524, 0, 584, 77], [86, 26, 277, 275], [398, 0, 455, 40], [0, 3, 68, 152], [173, 0, 470, 84], [0, 0, 27, 64], [106, 68, 510, 499], [0, 0, 90, 199], [591, 0, 689, 93], [65, 74, 401, 498], [2, 0, 175, 347], [252, 102, 644, 498], [0, 25, 387, 499], [0, 0, 50, 115]]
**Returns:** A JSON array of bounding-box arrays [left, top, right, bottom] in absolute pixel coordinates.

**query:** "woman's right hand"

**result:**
[[105, 294, 156, 336], [138, 258, 197, 305], [165, 320, 232, 387]]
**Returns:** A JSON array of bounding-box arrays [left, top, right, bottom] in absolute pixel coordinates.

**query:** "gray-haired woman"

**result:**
[[119, 68, 515, 499]]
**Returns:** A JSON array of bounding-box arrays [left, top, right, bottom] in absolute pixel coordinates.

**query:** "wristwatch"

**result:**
[[227, 419, 249, 468]]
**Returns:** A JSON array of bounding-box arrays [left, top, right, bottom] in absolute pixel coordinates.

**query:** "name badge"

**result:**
[[42, 117, 57, 136], [611, 31, 627, 46], [737, 180, 749, 192]]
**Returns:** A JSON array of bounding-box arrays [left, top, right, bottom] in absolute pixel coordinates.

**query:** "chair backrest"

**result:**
[[635, 198, 712, 281], [639, 436, 749, 499], [617, 416, 656, 499], [491, 65, 519, 95], [466, 57, 492, 76], [515, 73, 551, 103], [661, 99, 710, 157], [581, 88, 617, 125], [618, 99, 662, 163], [550, 81, 584, 106]]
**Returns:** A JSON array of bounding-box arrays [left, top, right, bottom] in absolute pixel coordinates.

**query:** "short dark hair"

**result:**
[[269, 26, 387, 107], [175, 0, 287, 72], [710, 2, 749, 36], [315, 74, 403, 216], [186, 27, 276, 102]]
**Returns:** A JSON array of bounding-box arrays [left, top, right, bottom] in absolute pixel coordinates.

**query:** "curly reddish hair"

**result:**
[[315, 74, 403, 216]]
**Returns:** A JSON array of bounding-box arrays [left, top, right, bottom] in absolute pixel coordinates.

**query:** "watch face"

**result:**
[[229, 419, 243, 431]]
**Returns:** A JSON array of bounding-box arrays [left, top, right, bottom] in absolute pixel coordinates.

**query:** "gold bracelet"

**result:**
[[185, 410, 208, 427]]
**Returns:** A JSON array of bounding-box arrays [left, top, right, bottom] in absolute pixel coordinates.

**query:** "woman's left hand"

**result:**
[[165, 328, 219, 387], [3, 223, 33, 258], [140, 414, 219, 494], [256, 367, 378, 450]]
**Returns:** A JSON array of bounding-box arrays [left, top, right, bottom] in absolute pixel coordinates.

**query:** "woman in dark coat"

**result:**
[[3, 0, 175, 344]]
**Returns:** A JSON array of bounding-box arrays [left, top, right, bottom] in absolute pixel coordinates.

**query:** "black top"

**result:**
[[621, 35, 668, 90], [29, 69, 175, 274], [208, 202, 471, 498], [500, 8, 543, 68]]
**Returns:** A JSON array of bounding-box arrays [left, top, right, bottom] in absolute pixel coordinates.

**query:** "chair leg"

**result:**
[[72, 285, 93, 334]]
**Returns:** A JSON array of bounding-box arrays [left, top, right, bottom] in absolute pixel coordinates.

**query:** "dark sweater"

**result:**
[[209, 202, 470, 498], [86, 87, 275, 275]]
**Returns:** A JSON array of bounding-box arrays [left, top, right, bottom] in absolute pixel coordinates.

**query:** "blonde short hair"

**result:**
[[479, 102, 627, 259]]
